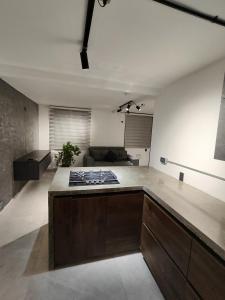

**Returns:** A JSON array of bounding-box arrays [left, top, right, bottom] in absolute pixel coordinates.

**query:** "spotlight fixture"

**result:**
[[126, 103, 131, 112], [80, 50, 89, 69], [97, 0, 111, 7], [117, 101, 144, 113], [136, 104, 144, 111]]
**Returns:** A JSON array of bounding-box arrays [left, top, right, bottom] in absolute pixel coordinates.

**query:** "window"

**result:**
[[124, 114, 153, 148], [49, 107, 91, 150]]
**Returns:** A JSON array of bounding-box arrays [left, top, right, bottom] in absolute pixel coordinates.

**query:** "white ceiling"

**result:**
[[1, 0, 225, 112]]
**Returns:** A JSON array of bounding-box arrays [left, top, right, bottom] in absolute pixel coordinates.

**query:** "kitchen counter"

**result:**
[[49, 166, 225, 262]]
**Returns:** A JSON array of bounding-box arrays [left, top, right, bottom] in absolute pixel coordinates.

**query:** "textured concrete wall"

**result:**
[[0, 79, 38, 209], [215, 74, 225, 161]]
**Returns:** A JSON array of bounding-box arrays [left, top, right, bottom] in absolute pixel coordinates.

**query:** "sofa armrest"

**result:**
[[128, 155, 139, 166], [83, 154, 95, 167]]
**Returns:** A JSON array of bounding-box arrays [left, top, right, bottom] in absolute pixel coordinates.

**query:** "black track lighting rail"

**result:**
[[80, 0, 225, 69], [80, 0, 110, 69], [152, 0, 225, 28], [80, 0, 96, 69]]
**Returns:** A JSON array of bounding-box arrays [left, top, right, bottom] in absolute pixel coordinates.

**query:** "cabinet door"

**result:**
[[143, 195, 192, 274], [105, 191, 143, 255], [53, 195, 106, 268], [184, 285, 200, 300], [188, 239, 225, 300], [141, 223, 189, 300]]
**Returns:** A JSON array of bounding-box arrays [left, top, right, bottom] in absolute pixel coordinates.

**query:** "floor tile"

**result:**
[[0, 170, 164, 300]]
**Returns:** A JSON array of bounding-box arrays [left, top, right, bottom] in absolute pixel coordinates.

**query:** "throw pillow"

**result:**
[[104, 150, 118, 162]]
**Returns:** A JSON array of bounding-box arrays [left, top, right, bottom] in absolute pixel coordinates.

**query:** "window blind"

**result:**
[[49, 107, 91, 150], [124, 114, 153, 148]]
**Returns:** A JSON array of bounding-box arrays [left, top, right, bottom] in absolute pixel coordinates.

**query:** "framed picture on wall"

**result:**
[[214, 74, 225, 161]]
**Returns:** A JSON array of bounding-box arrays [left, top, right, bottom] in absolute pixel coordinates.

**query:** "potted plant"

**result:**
[[55, 142, 81, 167]]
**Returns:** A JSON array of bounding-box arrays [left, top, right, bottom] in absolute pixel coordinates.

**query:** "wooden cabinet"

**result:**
[[53, 195, 106, 267], [141, 224, 186, 299], [188, 240, 225, 300], [141, 195, 201, 300], [106, 192, 143, 255], [143, 194, 192, 274], [141, 224, 198, 300], [14, 150, 51, 180], [51, 189, 225, 300], [52, 191, 143, 268]]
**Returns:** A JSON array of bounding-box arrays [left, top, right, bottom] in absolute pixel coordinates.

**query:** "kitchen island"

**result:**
[[49, 166, 225, 300]]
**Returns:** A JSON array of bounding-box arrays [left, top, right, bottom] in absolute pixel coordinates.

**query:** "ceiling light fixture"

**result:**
[[80, 0, 112, 69], [136, 104, 144, 111], [152, 0, 225, 28], [80, 49, 89, 69], [117, 101, 144, 114], [97, 0, 111, 7], [126, 103, 131, 112]]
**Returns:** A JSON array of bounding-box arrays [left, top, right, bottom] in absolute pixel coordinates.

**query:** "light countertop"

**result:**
[[49, 166, 225, 262]]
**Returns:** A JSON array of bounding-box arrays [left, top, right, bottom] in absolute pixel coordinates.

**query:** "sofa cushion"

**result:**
[[104, 150, 118, 162], [94, 161, 133, 167], [113, 149, 128, 161], [113, 161, 133, 166], [89, 149, 107, 161]]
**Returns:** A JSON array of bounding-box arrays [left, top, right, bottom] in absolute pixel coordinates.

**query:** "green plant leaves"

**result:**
[[55, 142, 81, 167]]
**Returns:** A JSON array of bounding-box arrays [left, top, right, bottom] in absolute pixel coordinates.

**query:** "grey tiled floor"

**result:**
[[0, 171, 164, 300]]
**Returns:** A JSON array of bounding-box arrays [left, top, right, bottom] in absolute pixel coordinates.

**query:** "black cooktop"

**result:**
[[69, 170, 119, 186]]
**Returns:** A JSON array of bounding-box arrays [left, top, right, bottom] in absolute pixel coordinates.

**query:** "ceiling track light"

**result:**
[[126, 103, 131, 112], [152, 0, 225, 28], [97, 0, 111, 7], [80, 0, 111, 69], [80, 0, 95, 69], [80, 49, 89, 69], [117, 101, 144, 114], [136, 104, 144, 111]]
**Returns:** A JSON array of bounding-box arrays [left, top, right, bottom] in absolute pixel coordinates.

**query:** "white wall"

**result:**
[[90, 110, 125, 147], [90, 110, 151, 166], [38, 105, 49, 150], [151, 58, 225, 202], [38, 106, 152, 166]]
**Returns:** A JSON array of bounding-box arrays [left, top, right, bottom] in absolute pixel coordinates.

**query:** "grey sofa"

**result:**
[[83, 147, 139, 167]]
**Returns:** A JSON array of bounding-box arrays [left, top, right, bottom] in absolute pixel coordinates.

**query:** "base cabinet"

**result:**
[[188, 240, 225, 300], [50, 190, 225, 299], [53, 195, 107, 267], [143, 194, 192, 274], [142, 194, 225, 300], [141, 224, 198, 300], [52, 191, 143, 268]]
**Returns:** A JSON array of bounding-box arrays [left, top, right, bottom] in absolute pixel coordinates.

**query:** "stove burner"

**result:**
[[69, 170, 119, 186]]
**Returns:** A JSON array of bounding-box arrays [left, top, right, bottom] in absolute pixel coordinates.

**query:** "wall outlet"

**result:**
[[160, 157, 168, 165], [179, 172, 184, 182]]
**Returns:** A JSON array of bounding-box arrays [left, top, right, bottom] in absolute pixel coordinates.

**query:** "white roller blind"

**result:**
[[49, 107, 91, 150], [125, 114, 153, 148]]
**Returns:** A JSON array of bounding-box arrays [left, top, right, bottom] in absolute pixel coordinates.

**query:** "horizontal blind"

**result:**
[[125, 115, 153, 148], [49, 107, 91, 150]]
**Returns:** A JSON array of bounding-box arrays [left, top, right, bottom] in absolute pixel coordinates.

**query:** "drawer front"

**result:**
[[184, 285, 200, 300], [141, 224, 188, 300], [188, 240, 225, 300], [143, 195, 192, 274]]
